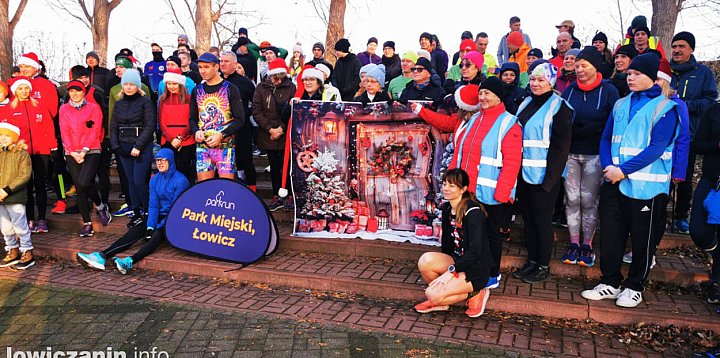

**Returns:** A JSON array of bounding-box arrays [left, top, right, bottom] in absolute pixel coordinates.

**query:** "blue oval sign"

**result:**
[[166, 178, 277, 264]]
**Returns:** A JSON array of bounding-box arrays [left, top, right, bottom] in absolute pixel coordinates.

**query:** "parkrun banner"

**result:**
[[166, 178, 278, 264]]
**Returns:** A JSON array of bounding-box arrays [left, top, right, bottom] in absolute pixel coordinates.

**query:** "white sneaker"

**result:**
[[581, 283, 621, 300], [616, 288, 643, 308]]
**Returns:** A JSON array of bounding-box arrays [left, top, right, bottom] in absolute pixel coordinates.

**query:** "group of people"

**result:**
[[0, 17, 717, 319]]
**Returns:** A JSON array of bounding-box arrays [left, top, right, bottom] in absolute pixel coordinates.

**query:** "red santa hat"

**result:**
[[454, 84, 481, 111], [10, 77, 32, 94], [17, 52, 41, 70], [163, 67, 186, 85], [267, 58, 289, 77]]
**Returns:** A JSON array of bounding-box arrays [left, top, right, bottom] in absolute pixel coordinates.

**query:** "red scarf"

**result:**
[[577, 72, 603, 92]]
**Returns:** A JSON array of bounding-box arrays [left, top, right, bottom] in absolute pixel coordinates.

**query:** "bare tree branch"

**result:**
[[78, 0, 93, 24], [9, 0, 29, 31], [48, 1, 92, 31], [183, 0, 196, 25], [164, 0, 190, 37], [109, 0, 123, 11]]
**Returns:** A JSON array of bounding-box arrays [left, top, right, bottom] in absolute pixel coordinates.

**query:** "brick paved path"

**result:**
[[0, 259, 684, 357]]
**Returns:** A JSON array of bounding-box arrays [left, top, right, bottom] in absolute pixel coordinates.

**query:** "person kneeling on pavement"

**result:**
[[414, 168, 493, 318], [76, 148, 190, 274], [0, 123, 35, 270]]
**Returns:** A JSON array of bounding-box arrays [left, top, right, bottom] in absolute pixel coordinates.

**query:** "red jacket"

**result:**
[[158, 93, 194, 147], [0, 100, 57, 155], [418, 107, 458, 134], [7, 76, 59, 118], [448, 104, 523, 203], [59, 102, 103, 153]]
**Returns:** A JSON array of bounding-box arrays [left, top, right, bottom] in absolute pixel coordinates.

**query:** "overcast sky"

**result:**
[[9, 0, 720, 81]]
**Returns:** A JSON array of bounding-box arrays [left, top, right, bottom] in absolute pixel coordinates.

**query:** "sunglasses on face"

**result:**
[[410, 67, 426, 73]]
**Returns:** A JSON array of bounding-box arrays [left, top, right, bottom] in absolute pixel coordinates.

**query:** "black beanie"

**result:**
[[70, 65, 90, 80], [334, 38, 351, 53], [312, 42, 325, 53], [672, 31, 695, 50], [480, 76, 505, 100], [86, 51, 100, 62], [238, 27, 248, 36], [415, 57, 432, 71], [633, 25, 651, 37], [528, 48, 543, 59], [628, 53, 660, 81], [615, 44, 638, 59], [419, 32, 433, 42], [592, 31, 608, 45], [383, 41, 395, 50], [367, 37, 378, 45], [165, 55, 181, 68], [236, 37, 250, 47], [576, 46, 603, 70], [631, 15, 647, 30]]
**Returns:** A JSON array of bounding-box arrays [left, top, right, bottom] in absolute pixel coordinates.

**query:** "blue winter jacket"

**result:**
[[670, 94, 690, 180], [562, 79, 619, 155], [670, 55, 718, 138], [144, 60, 167, 93], [147, 148, 190, 230]]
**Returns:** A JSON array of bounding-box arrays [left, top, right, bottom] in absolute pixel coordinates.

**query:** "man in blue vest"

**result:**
[[669, 31, 719, 234], [582, 53, 680, 308]]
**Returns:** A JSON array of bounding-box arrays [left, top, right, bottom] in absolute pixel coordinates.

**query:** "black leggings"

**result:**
[[485, 203, 512, 277], [517, 178, 562, 267], [161, 143, 196, 184], [266, 149, 291, 197], [66, 154, 102, 223], [27, 154, 50, 221], [97, 139, 112, 204], [690, 179, 720, 282], [102, 223, 165, 263], [235, 127, 256, 186]]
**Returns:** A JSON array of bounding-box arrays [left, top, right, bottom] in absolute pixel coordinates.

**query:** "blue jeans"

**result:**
[[0, 203, 33, 252], [117, 143, 152, 211]]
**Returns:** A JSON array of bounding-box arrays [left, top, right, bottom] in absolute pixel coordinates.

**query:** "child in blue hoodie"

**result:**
[[76, 148, 190, 274]]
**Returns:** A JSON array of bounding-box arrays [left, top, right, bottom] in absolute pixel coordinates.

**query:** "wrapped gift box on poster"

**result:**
[[415, 224, 433, 236], [367, 218, 379, 233], [346, 223, 358, 234], [328, 222, 340, 233], [311, 219, 327, 232], [297, 219, 311, 233]]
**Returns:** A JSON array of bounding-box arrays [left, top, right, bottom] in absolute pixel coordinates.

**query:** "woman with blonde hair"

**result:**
[[158, 69, 196, 183]]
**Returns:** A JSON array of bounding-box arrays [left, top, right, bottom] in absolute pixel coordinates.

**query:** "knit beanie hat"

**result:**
[[315, 63, 331, 79], [70, 65, 90, 80], [631, 15, 648, 30], [86, 51, 100, 63], [462, 51, 484, 70], [163, 68, 186, 84], [615, 44, 638, 59], [528, 48, 544, 59], [367, 37, 378, 45], [657, 58, 672, 82], [575, 46, 602, 70], [366, 64, 386, 88], [312, 42, 325, 53], [480, 77, 505, 100], [628, 53, 660, 81], [293, 43, 303, 55], [565, 48, 581, 58], [238, 27, 248, 36], [459, 39, 475, 52], [301, 67, 324, 83], [633, 25, 651, 37], [178, 34, 189, 43], [267, 58, 289, 76], [334, 38, 351, 53], [115, 57, 133, 69], [454, 84, 481, 111], [0, 122, 20, 144], [419, 32, 433, 42], [672, 31, 695, 50], [417, 49, 431, 60], [507, 31, 525, 47], [530, 62, 558, 86], [121, 69, 142, 88], [66, 80, 86, 93], [10, 77, 32, 94], [592, 32, 608, 45], [17, 52, 41, 69], [359, 63, 377, 79], [383, 41, 395, 51], [165, 55, 182, 68], [401, 51, 419, 63], [415, 57, 432, 72]]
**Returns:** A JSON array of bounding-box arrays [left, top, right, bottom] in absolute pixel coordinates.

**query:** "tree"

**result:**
[[300, 148, 355, 221], [50, 0, 124, 67], [309, 0, 346, 65], [195, 0, 211, 53], [651, 0, 685, 59], [0, 0, 29, 80]]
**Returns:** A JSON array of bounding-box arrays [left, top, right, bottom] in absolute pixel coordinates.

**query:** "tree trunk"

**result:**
[[651, 0, 683, 59], [0, 0, 28, 80], [324, 0, 346, 66], [93, 0, 112, 68], [195, 0, 212, 54]]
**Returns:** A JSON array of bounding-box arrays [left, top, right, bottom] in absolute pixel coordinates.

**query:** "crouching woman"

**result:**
[[414, 168, 493, 317]]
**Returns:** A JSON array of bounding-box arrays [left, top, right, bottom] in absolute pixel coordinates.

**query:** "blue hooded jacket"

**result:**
[[670, 55, 718, 138], [147, 148, 190, 230]]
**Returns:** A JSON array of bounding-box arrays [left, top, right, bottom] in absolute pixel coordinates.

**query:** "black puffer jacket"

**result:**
[[381, 55, 402, 86], [331, 53, 362, 101], [110, 93, 156, 153]]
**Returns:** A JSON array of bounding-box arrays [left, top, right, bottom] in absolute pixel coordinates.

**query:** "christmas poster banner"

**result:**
[[290, 100, 452, 245], [165, 178, 279, 264]]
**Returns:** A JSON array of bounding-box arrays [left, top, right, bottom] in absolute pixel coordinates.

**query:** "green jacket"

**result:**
[[0, 141, 32, 204], [247, 43, 289, 61]]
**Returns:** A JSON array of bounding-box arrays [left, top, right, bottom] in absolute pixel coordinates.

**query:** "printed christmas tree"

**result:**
[[301, 148, 355, 220]]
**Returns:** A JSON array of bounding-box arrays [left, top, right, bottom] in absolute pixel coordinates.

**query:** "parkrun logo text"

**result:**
[[5, 346, 169, 358], [205, 191, 236, 210]]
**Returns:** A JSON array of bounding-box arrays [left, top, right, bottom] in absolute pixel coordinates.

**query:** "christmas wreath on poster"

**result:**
[[368, 138, 414, 183]]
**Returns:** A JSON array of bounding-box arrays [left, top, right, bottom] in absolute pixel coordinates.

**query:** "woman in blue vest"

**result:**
[[512, 62, 574, 284], [560, 47, 620, 267], [582, 53, 679, 308]]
